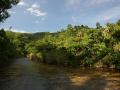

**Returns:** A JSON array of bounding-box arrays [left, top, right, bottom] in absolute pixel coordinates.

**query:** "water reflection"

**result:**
[[0, 58, 120, 90]]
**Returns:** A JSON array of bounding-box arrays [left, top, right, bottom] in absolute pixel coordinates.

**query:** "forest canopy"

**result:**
[[1, 20, 120, 69], [0, 0, 120, 69]]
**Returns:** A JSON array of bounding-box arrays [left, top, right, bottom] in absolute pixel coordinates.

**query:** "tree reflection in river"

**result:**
[[0, 58, 120, 90]]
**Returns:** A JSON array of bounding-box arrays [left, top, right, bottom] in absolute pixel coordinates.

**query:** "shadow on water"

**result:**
[[40, 68, 107, 90], [0, 58, 119, 90], [31, 62, 119, 90], [0, 58, 16, 68]]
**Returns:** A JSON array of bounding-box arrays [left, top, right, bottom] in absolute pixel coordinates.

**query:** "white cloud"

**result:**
[[27, 3, 47, 17], [102, 16, 114, 21], [96, 6, 120, 21], [11, 29, 27, 33], [66, 0, 120, 22], [3, 28, 27, 33], [31, 3, 40, 8], [18, 0, 27, 6]]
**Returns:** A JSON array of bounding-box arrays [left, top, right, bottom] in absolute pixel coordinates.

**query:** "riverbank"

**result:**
[[27, 54, 120, 70]]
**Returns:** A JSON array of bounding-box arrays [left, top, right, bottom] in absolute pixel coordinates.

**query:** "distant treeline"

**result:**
[[0, 20, 120, 69]]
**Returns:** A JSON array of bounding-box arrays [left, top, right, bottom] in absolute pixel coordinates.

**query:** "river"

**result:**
[[0, 58, 120, 90]]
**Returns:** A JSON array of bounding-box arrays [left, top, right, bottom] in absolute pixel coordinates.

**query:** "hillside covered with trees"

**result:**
[[0, 1, 120, 90], [0, 20, 120, 69], [0, 0, 120, 69]]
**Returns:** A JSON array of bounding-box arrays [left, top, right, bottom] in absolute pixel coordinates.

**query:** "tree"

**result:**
[[67, 24, 73, 31], [0, 0, 19, 22], [0, 0, 19, 65], [96, 22, 102, 29], [0, 29, 16, 62], [117, 19, 120, 25]]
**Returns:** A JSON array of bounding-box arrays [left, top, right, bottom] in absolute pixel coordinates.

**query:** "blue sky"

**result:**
[[1, 0, 120, 33]]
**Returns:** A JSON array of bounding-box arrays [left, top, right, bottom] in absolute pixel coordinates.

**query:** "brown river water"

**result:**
[[0, 58, 120, 90]]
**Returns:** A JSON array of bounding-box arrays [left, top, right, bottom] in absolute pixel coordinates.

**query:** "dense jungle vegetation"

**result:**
[[0, 0, 120, 69], [0, 20, 120, 69]]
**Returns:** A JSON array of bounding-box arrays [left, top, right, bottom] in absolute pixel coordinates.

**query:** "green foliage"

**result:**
[[0, 0, 120, 70], [1, 16, 120, 69], [22, 20, 120, 69], [0, 29, 16, 64], [112, 52, 120, 69], [0, 0, 19, 65], [0, 0, 19, 22]]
